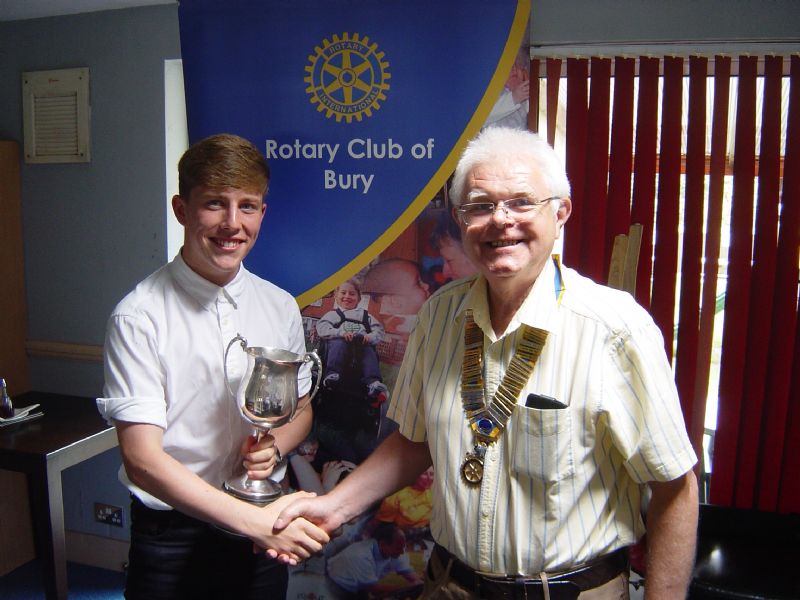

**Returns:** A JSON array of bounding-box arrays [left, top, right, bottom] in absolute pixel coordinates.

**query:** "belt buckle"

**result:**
[[478, 577, 581, 600], [477, 576, 535, 600]]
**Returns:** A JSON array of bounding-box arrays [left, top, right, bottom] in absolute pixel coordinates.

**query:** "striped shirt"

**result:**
[[387, 257, 696, 575]]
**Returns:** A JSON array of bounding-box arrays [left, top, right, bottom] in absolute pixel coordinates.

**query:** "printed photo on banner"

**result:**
[[284, 182, 482, 599]]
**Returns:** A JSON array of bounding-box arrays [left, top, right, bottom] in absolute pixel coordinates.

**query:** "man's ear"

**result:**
[[556, 197, 572, 228], [451, 206, 463, 227], [171, 194, 187, 225]]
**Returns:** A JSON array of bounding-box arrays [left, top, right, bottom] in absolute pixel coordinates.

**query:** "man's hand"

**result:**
[[252, 492, 330, 565], [270, 432, 433, 563], [272, 491, 347, 536], [240, 433, 279, 480]]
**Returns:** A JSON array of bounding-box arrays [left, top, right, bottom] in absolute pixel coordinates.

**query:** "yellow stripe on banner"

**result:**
[[295, 0, 532, 308]]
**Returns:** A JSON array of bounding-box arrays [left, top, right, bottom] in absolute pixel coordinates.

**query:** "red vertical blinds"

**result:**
[[711, 56, 758, 507], [564, 58, 589, 266], [630, 57, 660, 309], [552, 53, 798, 512], [766, 55, 800, 513], [604, 57, 635, 281], [674, 56, 707, 437], [739, 55, 783, 509], [650, 56, 683, 360], [691, 56, 731, 457], [529, 57, 540, 134], [546, 58, 562, 148], [580, 58, 612, 282]]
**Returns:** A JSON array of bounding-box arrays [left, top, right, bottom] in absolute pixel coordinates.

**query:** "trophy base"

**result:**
[[223, 473, 283, 505]]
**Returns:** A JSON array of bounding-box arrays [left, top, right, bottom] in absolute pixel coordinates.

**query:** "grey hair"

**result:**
[[449, 127, 571, 207]]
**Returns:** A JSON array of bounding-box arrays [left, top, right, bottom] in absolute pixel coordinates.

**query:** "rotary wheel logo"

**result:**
[[304, 33, 390, 123]]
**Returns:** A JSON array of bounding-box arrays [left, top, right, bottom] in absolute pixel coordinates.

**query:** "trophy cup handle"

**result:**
[[291, 351, 322, 420], [305, 351, 323, 403], [223, 334, 248, 399]]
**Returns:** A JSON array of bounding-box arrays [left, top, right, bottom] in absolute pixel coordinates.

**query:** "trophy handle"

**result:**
[[223, 334, 248, 399], [291, 351, 322, 421]]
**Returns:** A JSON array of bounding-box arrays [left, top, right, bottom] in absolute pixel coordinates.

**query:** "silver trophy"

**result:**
[[223, 334, 321, 505]]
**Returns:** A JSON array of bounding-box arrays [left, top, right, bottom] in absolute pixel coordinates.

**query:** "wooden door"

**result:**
[[0, 140, 30, 394], [0, 140, 34, 576]]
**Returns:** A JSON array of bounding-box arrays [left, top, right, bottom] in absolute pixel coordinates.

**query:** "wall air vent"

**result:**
[[22, 68, 90, 164]]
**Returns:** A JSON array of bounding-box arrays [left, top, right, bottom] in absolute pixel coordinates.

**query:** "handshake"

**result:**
[[250, 489, 348, 564], [234, 431, 349, 563]]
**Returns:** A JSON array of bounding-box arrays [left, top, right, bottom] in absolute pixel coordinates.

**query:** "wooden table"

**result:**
[[0, 391, 118, 600]]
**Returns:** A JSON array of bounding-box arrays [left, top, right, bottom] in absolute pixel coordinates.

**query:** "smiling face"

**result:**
[[172, 186, 266, 287], [457, 157, 570, 289], [335, 282, 361, 310]]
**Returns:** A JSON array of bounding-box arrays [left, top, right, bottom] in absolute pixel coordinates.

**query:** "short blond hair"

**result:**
[[178, 133, 269, 198]]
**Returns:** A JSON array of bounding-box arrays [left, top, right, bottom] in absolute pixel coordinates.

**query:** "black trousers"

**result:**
[[125, 497, 288, 600]]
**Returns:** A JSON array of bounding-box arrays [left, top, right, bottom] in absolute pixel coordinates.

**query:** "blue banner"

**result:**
[[178, 0, 530, 305]]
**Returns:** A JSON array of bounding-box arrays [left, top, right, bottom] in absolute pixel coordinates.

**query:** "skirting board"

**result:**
[[65, 530, 128, 573]]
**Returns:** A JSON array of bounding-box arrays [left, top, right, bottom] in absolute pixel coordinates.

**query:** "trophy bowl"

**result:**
[[223, 335, 321, 505]]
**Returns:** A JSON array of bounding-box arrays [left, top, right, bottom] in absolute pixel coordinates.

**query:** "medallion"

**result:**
[[461, 453, 484, 484]]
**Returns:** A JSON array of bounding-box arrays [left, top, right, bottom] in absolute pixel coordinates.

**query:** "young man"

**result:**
[[276, 127, 698, 600], [98, 134, 328, 599]]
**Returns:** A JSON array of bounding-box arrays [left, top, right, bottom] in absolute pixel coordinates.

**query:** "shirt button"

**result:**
[[482, 509, 490, 518]]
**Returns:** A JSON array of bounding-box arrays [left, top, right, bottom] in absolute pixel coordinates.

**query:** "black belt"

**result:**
[[130, 495, 248, 540], [130, 495, 204, 528], [431, 544, 629, 600]]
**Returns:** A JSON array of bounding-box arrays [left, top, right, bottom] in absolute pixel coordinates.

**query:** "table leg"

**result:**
[[27, 461, 67, 600]]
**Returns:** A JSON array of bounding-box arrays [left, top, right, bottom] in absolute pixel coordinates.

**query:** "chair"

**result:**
[[689, 503, 800, 599]]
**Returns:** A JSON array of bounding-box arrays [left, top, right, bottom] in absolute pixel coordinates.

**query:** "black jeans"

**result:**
[[126, 497, 287, 600]]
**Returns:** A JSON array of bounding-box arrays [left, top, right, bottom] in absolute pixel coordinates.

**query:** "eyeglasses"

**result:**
[[456, 196, 560, 226]]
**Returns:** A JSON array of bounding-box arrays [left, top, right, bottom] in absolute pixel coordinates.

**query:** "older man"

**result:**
[[277, 127, 698, 599]]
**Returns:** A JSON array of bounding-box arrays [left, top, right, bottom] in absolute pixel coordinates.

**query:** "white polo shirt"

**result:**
[[388, 257, 697, 575], [98, 253, 311, 510]]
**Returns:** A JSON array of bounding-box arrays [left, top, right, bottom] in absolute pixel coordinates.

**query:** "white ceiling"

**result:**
[[0, 0, 175, 21]]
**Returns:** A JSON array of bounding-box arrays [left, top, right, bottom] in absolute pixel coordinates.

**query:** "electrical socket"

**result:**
[[94, 502, 124, 527]]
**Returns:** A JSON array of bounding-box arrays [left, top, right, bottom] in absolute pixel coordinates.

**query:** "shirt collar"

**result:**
[[457, 256, 564, 340], [516, 255, 562, 331], [169, 251, 246, 311]]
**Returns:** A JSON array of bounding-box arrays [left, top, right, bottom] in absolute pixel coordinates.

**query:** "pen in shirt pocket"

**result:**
[[525, 393, 567, 409]]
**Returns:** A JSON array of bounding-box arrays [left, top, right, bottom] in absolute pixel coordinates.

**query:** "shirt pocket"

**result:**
[[510, 405, 575, 482]]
